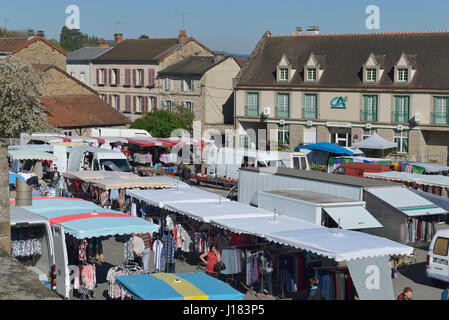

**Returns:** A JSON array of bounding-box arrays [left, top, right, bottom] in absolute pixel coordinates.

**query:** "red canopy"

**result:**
[[126, 138, 157, 147]]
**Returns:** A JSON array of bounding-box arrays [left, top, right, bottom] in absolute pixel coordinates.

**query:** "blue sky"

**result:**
[[2, 0, 449, 54]]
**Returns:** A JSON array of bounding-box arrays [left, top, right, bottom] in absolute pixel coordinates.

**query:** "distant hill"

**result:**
[[215, 51, 250, 60]]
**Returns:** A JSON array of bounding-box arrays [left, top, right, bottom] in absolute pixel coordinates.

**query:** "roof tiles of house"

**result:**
[[41, 95, 130, 128], [158, 56, 220, 76], [92, 38, 179, 63], [67, 47, 112, 63], [237, 31, 449, 90], [0, 36, 66, 56]]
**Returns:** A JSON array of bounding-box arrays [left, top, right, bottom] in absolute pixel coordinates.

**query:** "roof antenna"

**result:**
[[114, 21, 122, 34], [174, 12, 191, 30]]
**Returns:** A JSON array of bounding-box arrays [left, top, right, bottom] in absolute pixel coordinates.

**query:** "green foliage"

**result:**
[[139, 34, 149, 39], [0, 58, 54, 138], [48, 38, 63, 50], [130, 106, 194, 138], [59, 26, 104, 52]]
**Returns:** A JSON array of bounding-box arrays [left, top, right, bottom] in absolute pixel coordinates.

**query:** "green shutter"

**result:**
[[363, 96, 367, 120], [405, 96, 410, 121], [373, 95, 378, 122], [433, 96, 437, 124], [394, 96, 399, 122]]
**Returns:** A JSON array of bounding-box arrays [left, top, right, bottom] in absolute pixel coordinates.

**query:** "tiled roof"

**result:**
[[41, 95, 130, 128], [0, 36, 66, 56], [234, 58, 248, 68], [92, 38, 179, 62], [158, 56, 217, 76], [67, 47, 112, 62], [237, 30, 449, 90]]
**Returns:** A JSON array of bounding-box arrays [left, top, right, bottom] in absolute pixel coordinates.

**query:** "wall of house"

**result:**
[[66, 63, 91, 86], [203, 58, 241, 127], [41, 68, 94, 96], [13, 40, 66, 70], [159, 40, 213, 69]]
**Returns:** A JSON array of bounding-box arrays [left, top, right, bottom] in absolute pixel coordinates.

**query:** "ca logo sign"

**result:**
[[365, 265, 380, 290]]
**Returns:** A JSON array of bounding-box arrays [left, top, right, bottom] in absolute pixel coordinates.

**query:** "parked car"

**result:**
[[427, 229, 449, 283]]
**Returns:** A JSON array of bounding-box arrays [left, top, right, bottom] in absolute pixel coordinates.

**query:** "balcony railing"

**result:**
[[391, 110, 410, 123], [361, 110, 378, 122]]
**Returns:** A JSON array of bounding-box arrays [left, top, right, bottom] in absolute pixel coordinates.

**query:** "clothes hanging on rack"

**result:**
[[220, 248, 243, 275], [153, 239, 164, 270], [10, 227, 43, 257], [79, 263, 96, 291], [106, 264, 144, 299]]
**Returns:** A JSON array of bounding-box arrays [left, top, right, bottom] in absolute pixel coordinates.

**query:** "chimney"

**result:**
[[214, 54, 225, 64], [36, 30, 45, 38], [178, 29, 187, 43], [114, 33, 123, 45], [291, 27, 302, 35], [306, 26, 319, 35], [97, 40, 110, 48], [27, 29, 35, 37]]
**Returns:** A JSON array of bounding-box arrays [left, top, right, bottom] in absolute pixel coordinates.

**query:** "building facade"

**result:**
[[158, 55, 245, 143], [67, 46, 111, 86], [90, 31, 214, 122], [234, 29, 449, 165]]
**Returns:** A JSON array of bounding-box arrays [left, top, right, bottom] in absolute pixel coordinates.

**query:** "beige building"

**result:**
[[90, 31, 214, 122], [234, 29, 449, 165], [157, 55, 246, 142]]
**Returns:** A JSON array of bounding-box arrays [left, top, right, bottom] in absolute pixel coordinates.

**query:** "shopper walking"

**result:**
[[397, 287, 413, 300], [307, 277, 325, 300], [200, 244, 221, 279], [130, 233, 145, 268]]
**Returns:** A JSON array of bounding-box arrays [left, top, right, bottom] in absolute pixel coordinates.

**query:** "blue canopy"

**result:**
[[297, 142, 354, 155], [115, 272, 244, 300], [16, 197, 159, 239], [9, 172, 26, 184]]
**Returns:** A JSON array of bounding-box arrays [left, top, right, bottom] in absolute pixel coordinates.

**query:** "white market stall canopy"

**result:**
[[352, 133, 397, 150], [8, 149, 57, 161], [365, 171, 449, 188], [366, 186, 447, 216], [128, 187, 413, 261]]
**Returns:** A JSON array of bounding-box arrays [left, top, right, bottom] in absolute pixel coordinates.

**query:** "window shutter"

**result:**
[[108, 69, 111, 85], [125, 69, 130, 86], [405, 96, 410, 121], [117, 69, 120, 85], [373, 95, 378, 122], [125, 95, 130, 112], [154, 97, 157, 109], [181, 78, 185, 91], [394, 97, 398, 122], [132, 70, 136, 86], [148, 69, 154, 86], [141, 70, 144, 86], [117, 95, 121, 110], [191, 101, 195, 113], [96, 68, 99, 85], [133, 96, 136, 112], [143, 97, 148, 112], [191, 78, 195, 90]]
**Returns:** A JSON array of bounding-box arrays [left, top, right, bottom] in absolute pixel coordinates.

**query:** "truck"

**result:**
[[9, 145, 132, 173], [91, 128, 151, 137]]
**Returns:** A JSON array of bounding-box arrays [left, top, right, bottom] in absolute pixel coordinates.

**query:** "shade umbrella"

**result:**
[[352, 133, 397, 158]]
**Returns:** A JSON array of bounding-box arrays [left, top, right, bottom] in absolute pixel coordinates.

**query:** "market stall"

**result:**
[[124, 186, 413, 300], [16, 197, 160, 299], [352, 133, 397, 158], [115, 272, 244, 300]]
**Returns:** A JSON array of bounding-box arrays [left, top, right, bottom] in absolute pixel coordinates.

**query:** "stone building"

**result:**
[[158, 55, 246, 143], [234, 28, 449, 165], [0, 35, 130, 136], [90, 30, 215, 122]]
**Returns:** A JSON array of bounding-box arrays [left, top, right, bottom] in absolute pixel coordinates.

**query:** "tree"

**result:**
[[130, 106, 194, 138], [0, 58, 54, 137], [48, 38, 63, 50], [59, 26, 104, 52], [139, 34, 149, 39]]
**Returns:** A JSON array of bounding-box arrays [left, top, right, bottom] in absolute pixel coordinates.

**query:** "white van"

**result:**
[[277, 151, 310, 170], [91, 128, 151, 137], [68, 146, 132, 172], [10, 205, 56, 290], [426, 229, 449, 283], [206, 147, 287, 180]]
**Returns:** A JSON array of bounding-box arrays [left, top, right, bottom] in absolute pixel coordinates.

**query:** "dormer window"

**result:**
[[366, 68, 377, 82], [279, 67, 289, 81], [306, 68, 317, 82], [304, 53, 324, 82], [363, 53, 384, 84], [398, 68, 408, 82], [276, 54, 295, 82], [394, 53, 416, 84]]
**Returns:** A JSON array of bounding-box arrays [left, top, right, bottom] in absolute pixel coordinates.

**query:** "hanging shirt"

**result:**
[[162, 233, 177, 264], [153, 240, 164, 270]]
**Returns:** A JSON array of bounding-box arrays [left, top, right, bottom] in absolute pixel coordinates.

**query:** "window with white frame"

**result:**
[[99, 94, 106, 101], [362, 128, 377, 140], [113, 95, 119, 109], [162, 99, 173, 112], [164, 77, 171, 91], [183, 100, 194, 113], [99, 69, 105, 84], [111, 69, 118, 85], [137, 69, 143, 86], [306, 68, 317, 81], [279, 68, 288, 81], [80, 72, 86, 83], [331, 132, 351, 147], [149, 97, 155, 111], [398, 68, 408, 82], [394, 130, 408, 153], [366, 68, 377, 82], [137, 96, 143, 112], [278, 124, 290, 145], [182, 77, 193, 91]]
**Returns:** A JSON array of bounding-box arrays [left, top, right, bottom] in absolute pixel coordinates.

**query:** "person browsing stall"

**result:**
[[200, 244, 221, 278]]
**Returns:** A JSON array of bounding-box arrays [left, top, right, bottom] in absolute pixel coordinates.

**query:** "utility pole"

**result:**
[[174, 12, 191, 30], [4, 17, 10, 37]]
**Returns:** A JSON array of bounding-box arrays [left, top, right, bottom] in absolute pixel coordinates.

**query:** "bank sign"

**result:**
[[330, 96, 348, 109]]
